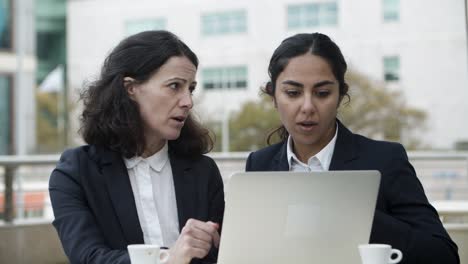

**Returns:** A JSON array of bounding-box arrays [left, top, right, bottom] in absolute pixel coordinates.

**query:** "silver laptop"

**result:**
[[217, 171, 381, 264]]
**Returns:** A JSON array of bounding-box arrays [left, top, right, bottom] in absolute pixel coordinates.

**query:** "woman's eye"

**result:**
[[286, 90, 300, 97], [169, 83, 180, 89], [189, 86, 196, 94], [316, 90, 330, 98]]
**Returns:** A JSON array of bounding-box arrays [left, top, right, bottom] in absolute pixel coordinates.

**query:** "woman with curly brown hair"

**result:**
[[49, 30, 224, 264]]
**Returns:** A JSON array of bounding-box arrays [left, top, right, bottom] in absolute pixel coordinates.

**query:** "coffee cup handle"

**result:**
[[160, 249, 170, 264], [389, 248, 403, 264]]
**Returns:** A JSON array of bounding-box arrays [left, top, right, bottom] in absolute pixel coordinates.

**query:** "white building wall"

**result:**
[[16, 0, 37, 155], [68, 0, 468, 149]]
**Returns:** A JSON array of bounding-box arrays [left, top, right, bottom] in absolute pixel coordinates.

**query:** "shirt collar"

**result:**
[[286, 123, 338, 171], [123, 142, 169, 172]]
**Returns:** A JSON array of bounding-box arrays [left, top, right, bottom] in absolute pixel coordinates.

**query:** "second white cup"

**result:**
[[358, 244, 403, 264], [127, 244, 170, 264]]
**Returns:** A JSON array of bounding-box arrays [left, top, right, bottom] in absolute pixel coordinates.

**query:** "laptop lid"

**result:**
[[217, 171, 381, 264]]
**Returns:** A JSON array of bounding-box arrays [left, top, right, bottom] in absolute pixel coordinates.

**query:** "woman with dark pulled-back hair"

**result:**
[[49, 30, 224, 264], [246, 32, 459, 264]]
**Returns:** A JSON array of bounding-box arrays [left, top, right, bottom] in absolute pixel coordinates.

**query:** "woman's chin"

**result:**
[[166, 132, 182, 141]]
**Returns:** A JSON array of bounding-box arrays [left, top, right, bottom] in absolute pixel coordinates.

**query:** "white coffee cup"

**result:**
[[358, 244, 403, 264], [127, 244, 170, 264]]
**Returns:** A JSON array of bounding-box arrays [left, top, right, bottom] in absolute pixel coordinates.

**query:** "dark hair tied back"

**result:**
[[264, 32, 350, 144]]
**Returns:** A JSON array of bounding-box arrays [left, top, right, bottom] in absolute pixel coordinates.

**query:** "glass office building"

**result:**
[[0, 0, 11, 49], [0, 0, 12, 154], [36, 0, 66, 83]]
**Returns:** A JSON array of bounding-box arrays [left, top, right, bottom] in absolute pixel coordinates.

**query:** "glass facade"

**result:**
[[36, 0, 67, 153], [36, 0, 66, 83], [287, 2, 338, 29], [202, 66, 248, 90], [202, 10, 247, 36], [0, 0, 11, 49], [384, 56, 400, 81], [125, 18, 166, 36], [0, 75, 11, 154], [383, 0, 399, 22]]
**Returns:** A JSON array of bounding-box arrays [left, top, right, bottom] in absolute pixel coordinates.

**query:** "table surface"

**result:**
[[431, 200, 468, 215]]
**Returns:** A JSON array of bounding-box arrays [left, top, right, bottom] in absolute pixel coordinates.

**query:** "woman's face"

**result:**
[[126, 56, 197, 148], [274, 53, 341, 158]]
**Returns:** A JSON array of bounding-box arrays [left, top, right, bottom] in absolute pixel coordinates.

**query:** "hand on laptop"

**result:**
[[167, 219, 220, 264]]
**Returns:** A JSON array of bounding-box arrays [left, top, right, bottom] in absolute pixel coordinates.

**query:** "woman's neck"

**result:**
[[292, 124, 336, 163], [142, 139, 166, 158], [293, 143, 320, 164]]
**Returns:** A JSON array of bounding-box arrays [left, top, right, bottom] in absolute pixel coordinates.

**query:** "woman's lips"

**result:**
[[297, 121, 318, 132], [170, 116, 187, 126]]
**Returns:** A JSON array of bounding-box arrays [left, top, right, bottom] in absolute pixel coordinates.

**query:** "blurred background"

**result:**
[[0, 0, 468, 263]]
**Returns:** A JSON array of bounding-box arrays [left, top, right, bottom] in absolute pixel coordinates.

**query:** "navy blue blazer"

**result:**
[[49, 145, 224, 264], [246, 121, 459, 264]]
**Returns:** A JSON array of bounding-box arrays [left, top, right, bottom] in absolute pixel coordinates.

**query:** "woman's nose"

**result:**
[[179, 90, 193, 109], [301, 94, 316, 113]]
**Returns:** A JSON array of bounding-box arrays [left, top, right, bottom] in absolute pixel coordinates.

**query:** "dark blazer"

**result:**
[[246, 121, 459, 264], [49, 145, 224, 264]]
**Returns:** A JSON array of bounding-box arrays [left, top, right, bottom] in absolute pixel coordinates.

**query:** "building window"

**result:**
[[36, 0, 66, 83], [287, 2, 338, 29], [202, 66, 248, 90], [125, 18, 166, 36], [0, 0, 12, 49], [201, 10, 246, 36], [0, 75, 11, 154], [383, 56, 400, 82], [383, 0, 399, 22]]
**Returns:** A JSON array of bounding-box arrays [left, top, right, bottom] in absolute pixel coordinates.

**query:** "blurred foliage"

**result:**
[[36, 92, 62, 153], [339, 70, 428, 150], [205, 94, 281, 152], [205, 120, 221, 152], [206, 70, 428, 152], [206, 94, 281, 152], [228, 95, 282, 151], [454, 140, 468, 150]]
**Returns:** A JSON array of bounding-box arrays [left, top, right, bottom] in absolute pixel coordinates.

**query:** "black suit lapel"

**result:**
[[273, 141, 289, 171], [329, 120, 359, 170], [94, 147, 144, 244], [169, 152, 195, 231]]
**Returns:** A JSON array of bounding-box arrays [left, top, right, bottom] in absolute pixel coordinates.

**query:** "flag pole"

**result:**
[[57, 64, 65, 149]]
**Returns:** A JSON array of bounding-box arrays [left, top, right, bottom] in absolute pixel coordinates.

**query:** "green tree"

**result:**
[[205, 120, 222, 152], [211, 70, 427, 152], [36, 92, 61, 153], [339, 71, 427, 150], [205, 96, 280, 152], [228, 95, 281, 151]]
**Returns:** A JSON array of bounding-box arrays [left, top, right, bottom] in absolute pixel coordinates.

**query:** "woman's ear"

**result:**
[[124, 77, 136, 98], [265, 82, 278, 108], [337, 95, 343, 108], [338, 83, 349, 108]]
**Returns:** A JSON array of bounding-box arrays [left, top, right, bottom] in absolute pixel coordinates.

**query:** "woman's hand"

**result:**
[[167, 219, 220, 264]]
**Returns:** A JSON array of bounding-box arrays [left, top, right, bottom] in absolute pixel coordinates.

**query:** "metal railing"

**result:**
[[1, 152, 468, 223], [0, 155, 59, 222]]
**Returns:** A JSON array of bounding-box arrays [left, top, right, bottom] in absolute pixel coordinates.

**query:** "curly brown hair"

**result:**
[[79, 30, 213, 158]]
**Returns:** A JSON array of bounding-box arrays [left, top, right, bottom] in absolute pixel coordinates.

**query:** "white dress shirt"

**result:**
[[124, 142, 180, 247], [286, 124, 338, 172]]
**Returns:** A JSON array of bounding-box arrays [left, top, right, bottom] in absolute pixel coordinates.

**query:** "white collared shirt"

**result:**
[[286, 124, 338, 172], [124, 142, 180, 247]]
